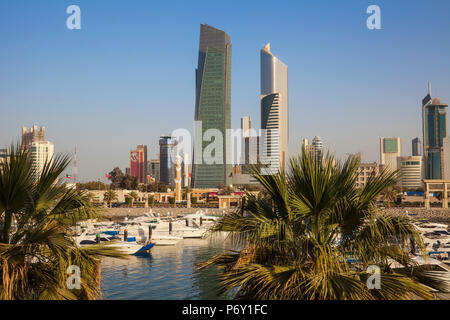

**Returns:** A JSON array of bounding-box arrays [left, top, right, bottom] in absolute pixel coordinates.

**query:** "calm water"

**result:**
[[100, 238, 233, 300]]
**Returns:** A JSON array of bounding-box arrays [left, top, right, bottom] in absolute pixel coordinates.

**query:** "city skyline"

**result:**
[[1, 1, 450, 181]]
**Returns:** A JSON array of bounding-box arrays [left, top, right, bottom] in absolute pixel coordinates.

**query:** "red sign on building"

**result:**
[[130, 145, 147, 184]]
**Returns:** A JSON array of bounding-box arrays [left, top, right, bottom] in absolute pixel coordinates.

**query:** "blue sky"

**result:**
[[1, 0, 450, 181]]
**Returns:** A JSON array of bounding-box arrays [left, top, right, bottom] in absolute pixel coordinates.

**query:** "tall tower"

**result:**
[[30, 141, 54, 180], [183, 152, 190, 187], [260, 43, 288, 174], [380, 137, 402, 173], [312, 136, 323, 163], [21, 125, 45, 149], [175, 154, 182, 202], [412, 137, 422, 156], [422, 82, 448, 179], [159, 136, 177, 185], [130, 145, 147, 184], [191, 24, 232, 188]]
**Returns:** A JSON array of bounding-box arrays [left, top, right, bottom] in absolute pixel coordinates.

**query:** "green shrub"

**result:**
[[148, 195, 154, 206]]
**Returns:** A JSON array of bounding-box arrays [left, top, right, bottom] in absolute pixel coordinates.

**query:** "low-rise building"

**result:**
[[356, 162, 379, 188], [397, 156, 424, 189], [231, 165, 259, 186]]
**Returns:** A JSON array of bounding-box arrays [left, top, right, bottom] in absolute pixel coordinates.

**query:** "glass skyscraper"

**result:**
[[422, 83, 448, 179], [159, 136, 177, 185], [191, 24, 232, 188], [412, 137, 422, 156]]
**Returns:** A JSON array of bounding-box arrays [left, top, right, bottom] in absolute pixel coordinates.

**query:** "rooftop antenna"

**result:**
[[428, 81, 432, 96]]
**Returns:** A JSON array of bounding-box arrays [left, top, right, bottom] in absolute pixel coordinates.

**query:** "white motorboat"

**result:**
[[106, 241, 155, 255], [115, 224, 183, 246], [76, 230, 154, 255], [150, 234, 183, 246]]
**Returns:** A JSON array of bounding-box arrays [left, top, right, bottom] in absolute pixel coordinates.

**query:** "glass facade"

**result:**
[[191, 24, 232, 188], [383, 138, 398, 153], [159, 136, 176, 185], [423, 96, 448, 179]]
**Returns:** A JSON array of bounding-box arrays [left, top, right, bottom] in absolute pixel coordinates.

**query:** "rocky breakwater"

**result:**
[[384, 207, 450, 224]]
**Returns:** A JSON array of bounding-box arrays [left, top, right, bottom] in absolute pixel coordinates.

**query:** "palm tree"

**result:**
[[382, 186, 399, 208], [129, 191, 139, 207], [198, 151, 449, 300], [0, 144, 125, 300], [103, 189, 118, 208], [183, 186, 191, 199]]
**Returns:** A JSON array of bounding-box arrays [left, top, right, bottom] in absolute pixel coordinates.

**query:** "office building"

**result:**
[[397, 156, 424, 189], [443, 136, 450, 180], [422, 82, 448, 179], [21, 125, 45, 149], [412, 137, 422, 156], [191, 24, 232, 188], [30, 141, 54, 178], [21, 125, 54, 180], [312, 136, 323, 163], [148, 158, 160, 182], [260, 43, 288, 174], [380, 137, 402, 173], [240, 116, 259, 171], [231, 164, 259, 186], [130, 145, 147, 184], [160, 135, 177, 185], [241, 116, 252, 138], [356, 162, 379, 188], [301, 138, 312, 155], [302, 137, 323, 162]]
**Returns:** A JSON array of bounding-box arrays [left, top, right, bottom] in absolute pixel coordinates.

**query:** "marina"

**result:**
[[100, 238, 232, 300], [72, 210, 225, 255], [91, 209, 450, 299]]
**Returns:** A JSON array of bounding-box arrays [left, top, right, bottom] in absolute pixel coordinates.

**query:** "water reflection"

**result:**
[[100, 237, 233, 300]]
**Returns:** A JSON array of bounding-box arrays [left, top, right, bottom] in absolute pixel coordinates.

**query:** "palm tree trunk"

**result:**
[[3, 210, 12, 244]]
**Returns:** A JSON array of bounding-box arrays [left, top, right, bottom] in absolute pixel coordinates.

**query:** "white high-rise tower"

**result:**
[[260, 43, 289, 173]]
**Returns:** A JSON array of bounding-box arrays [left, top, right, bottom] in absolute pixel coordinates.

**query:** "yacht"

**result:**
[[77, 231, 155, 255]]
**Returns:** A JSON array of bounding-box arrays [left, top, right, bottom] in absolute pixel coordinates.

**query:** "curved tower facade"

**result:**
[[260, 43, 288, 173], [191, 24, 232, 188]]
